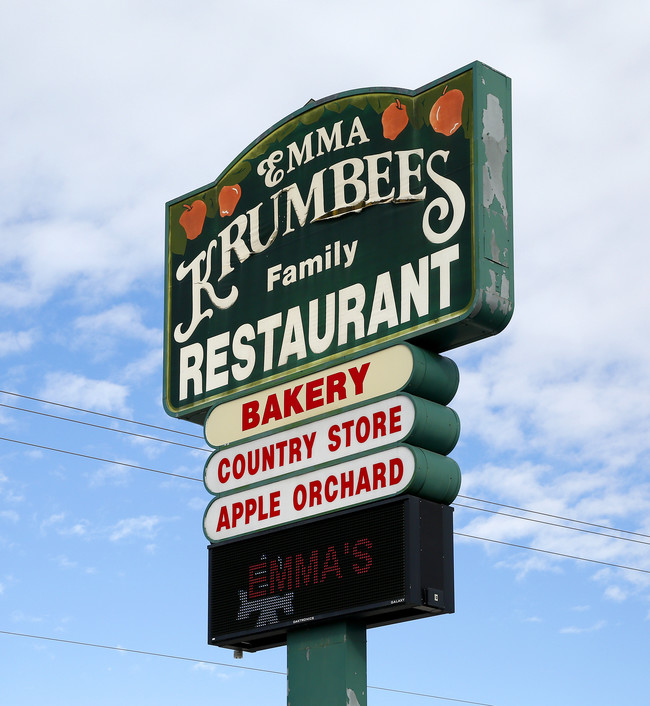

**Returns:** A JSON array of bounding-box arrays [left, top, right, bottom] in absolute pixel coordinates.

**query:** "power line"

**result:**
[[2, 390, 649, 577], [458, 494, 650, 540], [454, 502, 650, 547], [0, 630, 495, 706], [0, 402, 209, 452], [0, 389, 204, 439], [2, 429, 647, 550], [0, 629, 284, 674], [370, 685, 495, 706], [1, 434, 649, 574], [2, 404, 648, 551], [0, 435, 200, 483], [456, 533, 650, 575], [3, 387, 648, 544], [0, 428, 650, 574]]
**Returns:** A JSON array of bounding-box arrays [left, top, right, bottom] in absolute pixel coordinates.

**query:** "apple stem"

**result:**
[[396, 98, 403, 110], [443, 86, 448, 95], [182, 204, 191, 211]]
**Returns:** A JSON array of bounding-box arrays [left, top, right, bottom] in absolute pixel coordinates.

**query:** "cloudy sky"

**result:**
[[1, 1, 649, 705]]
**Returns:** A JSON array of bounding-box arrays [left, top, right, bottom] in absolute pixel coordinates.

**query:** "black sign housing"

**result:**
[[208, 495, 454, 651]]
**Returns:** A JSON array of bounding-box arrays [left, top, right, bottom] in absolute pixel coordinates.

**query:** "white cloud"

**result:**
[[88, 463, 132, 487], [59, 521, 90, 538], [604, 585, 627, 603], [40, 513, 66, 533], [11, 610, 43, 624], [39, 513, 91, 538], [455, 335, 650, 472], [53, 555, 78, 569], [192, 662, 234, 679], [0, 330, 37, 357], [108, 515, 162, 542], [73, 304, 161, 349], [122, 432, 166, 461], [121, 348, 163, 384], [456, 458, 650, 592], [0, 486, 24, 504], [0, 218, 153, 310], [40, 373, 130, 415], [188, 496, 207, 512], [560, 620, 606, 635]]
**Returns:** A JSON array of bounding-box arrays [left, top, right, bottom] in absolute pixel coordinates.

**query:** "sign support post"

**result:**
[[287, 621, 367, 706]]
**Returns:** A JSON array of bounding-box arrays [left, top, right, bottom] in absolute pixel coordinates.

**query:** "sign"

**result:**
[[203, 445, 460, 542], [208, 495, 454, 651], [204, 394, 460, 494], [204, 343, 459, 446], [164, 62, 513, 423]]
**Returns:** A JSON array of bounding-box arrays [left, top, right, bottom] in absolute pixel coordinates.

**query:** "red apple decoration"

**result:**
[[179, 199, 207, 240], [219, 184, 242, 216], [382, 98, 409, 140], [430, 86, 464, 136]]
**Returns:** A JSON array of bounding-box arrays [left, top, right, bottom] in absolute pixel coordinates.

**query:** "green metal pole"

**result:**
[[287, 621, 367, 706]]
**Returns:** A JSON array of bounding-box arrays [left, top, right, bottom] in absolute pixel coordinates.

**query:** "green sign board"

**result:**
[[164, 61, 513, 423]]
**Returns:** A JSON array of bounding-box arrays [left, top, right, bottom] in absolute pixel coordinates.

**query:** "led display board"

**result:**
[[164, 61, 513, 424], [207, 495, 454, 652]]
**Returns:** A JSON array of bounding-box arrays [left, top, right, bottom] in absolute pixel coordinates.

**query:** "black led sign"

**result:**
[[208, 495, 454, 652]]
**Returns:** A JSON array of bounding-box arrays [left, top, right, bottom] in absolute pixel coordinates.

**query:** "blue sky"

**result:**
[[1, 1, 649, 704]]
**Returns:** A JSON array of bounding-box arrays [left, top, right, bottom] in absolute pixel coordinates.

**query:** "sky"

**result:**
[[1, 1, 649, 705]]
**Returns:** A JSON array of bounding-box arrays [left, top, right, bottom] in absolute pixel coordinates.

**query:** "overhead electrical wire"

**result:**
[[3, 396, 648, 545], [0, 401, 209, 452], [0, 435, 199, 483], [0, 629, 496, 706], [1, 393, 648, 544], [453, 502, 650, 546], [0, 629, 284, 675], [0, 389, 204, 439], [1, 392, 648, 703], [457, 494, 650, 540], [1, 390, 648, 537], [1, 391, 649, 574], [1, 432, 648, 575], [455, 532, 650, 575]]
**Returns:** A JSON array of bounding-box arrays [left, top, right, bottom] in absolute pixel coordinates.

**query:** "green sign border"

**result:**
[[163, 61, 513, 424]]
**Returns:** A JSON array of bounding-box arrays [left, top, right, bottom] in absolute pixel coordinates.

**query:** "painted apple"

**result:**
[[430, 87, 464, 136], [179, 199, 207, 240], [382, 98, 409, 140], [219, 184, 242, 217]]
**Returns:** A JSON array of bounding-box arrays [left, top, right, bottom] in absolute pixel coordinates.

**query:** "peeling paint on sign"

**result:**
[[485, 270, 512, 316], [347, 688, 362, 706], [482, 93, 509, 227]]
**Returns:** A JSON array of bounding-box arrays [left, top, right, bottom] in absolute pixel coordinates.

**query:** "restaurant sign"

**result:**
[[163, 61, 513, 423]]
